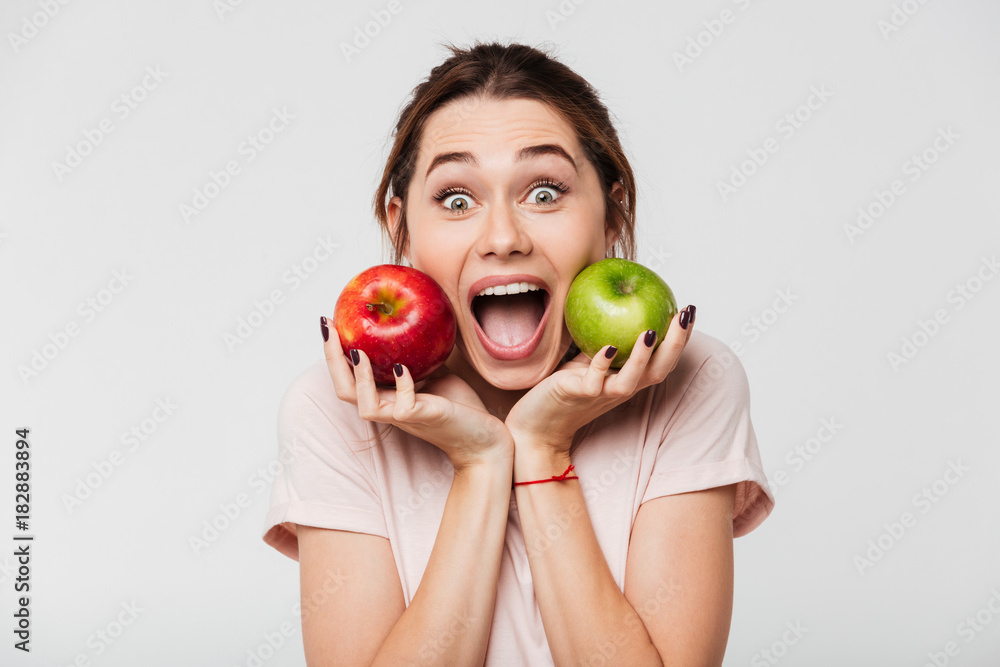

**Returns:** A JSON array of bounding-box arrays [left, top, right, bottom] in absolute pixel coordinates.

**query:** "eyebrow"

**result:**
[[424, 143, 578, 179]]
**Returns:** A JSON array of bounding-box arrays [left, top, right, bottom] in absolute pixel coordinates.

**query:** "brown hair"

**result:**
[[372, 41, 637, 264]]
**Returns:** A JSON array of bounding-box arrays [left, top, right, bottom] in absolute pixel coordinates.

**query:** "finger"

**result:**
[[392, 363, 417, 421], [647, 306, 695, 378], [582, 344, 617, 396], [677, 304, 696, 342], [352, 349, 386, 421], [609, 328, 657, 395], [684, 304, 697, 331], [414, 362, 450, 393], [323, 316, 357, 403]]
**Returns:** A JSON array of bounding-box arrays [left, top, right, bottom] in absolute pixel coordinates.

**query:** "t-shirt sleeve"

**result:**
[[641, 343, 775, 537], [262, 362, 388, 561]]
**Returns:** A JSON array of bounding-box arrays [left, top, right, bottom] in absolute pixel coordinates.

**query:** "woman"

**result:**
[[263, 42, 774, 665]]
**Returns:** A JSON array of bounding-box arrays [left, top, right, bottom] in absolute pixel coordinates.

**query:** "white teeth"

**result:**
[[476, 281, 541, 297]]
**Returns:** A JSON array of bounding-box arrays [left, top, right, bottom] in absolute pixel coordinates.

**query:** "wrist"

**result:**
[[507, 423, 575, 455], [513, 445, 573, 485], [451, 434, 515, 477]]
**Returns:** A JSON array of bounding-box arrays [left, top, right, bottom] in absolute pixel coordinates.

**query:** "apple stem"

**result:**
[[617, 280, 635, 295], [366, 303, 392, 316]]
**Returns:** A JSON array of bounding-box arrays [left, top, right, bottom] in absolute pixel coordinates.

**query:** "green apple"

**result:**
[[564, 258, 677, 368]]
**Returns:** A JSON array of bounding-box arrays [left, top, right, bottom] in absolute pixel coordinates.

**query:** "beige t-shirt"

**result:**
[[262, 330, 774, 664]]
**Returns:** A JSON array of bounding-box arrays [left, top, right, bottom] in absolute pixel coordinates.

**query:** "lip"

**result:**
[[467, 274, 552, 361], [467, 274, 551, 307]]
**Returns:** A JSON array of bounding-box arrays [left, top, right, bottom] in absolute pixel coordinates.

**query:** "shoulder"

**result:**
[[676, 330, 746, 386], [584, 331, 749, 443], [280, 358, 339, 408], [637, 331, 774, 535], [277, 360, 371, 452], [651, 330, 750, 414], [280, 360, 359, 422]]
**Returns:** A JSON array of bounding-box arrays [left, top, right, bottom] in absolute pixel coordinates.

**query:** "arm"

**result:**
[[504, 308, 729, 663], [624, 485, 735, 666], [304, 325, 517, 665], [298, 454, 513, 666], [513, 447, 661, 665], [515, 450, 735, 667], [514, 451, 736, 665]]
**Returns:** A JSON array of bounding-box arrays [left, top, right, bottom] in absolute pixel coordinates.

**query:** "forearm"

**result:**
[[373, 452, 513, 666], [514, 445, 662, 667]]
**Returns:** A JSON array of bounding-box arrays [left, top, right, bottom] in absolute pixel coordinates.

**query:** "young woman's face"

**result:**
[[389, 96, 620, 390]]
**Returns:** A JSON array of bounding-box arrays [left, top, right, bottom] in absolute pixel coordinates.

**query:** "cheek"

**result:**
[[406, 225, 466, 300], [406, 217, 438, 263], [571, 191, 611, 261], [410, 227, 457, 265], [542, 216, 606, 267]]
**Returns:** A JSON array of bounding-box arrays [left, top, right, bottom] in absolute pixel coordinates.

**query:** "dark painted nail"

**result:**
[[605, 345, 618, 359], [349, 349, 360, 366], [679, 309, 690, 330], [320, 316, 329, 342], [644, 329, 656, 347], [688, 305, 696, 326], [393, 363, 403, 377]]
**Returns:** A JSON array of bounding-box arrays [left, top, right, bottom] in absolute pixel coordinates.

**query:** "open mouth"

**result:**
[[469, 279, 551, 361]]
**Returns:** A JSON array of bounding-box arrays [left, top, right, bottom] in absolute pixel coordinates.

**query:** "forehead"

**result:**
[[416, 97, 582, 167]]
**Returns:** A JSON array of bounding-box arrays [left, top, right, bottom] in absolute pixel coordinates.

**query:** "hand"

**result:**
[[323, 318, 513, 471], [504, 306, 696, 455]]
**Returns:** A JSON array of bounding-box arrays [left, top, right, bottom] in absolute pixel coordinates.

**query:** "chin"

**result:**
[[482, 367, 549, 391], [462, 335, 571, 391]]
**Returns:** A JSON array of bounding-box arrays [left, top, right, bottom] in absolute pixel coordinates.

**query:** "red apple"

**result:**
[[334, 264, 457, 386]]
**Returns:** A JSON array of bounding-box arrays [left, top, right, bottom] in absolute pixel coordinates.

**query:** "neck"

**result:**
[[443, 347, 528, 421]]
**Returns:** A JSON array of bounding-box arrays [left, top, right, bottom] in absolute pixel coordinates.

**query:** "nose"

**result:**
[[475, 200, 532, 259]]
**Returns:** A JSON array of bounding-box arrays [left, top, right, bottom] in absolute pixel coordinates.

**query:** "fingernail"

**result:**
[[349, 349, 360, 366], [605, 345, 618, 359], [679, 309, 690, 330], [644, 329, 656, 347], [688, 304, 696, 326], [393, 363, 403, 377], [320, 316, 329, 342]]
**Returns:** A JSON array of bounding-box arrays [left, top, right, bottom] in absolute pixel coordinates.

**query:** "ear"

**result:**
[[387, 195, 410, 262], [605, 181, 625, 255]]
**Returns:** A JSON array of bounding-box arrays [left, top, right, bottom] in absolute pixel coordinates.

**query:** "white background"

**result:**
[[2, 0, 999, 665]]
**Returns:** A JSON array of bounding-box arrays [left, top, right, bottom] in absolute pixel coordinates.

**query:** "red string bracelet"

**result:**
[[513, 464, 578, 487]]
